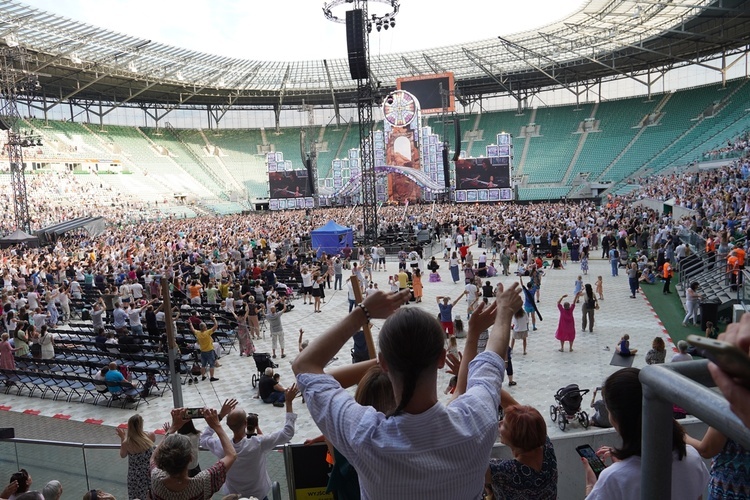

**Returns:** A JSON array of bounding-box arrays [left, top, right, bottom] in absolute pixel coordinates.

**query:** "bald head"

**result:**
[[226, 408, 248, 433]]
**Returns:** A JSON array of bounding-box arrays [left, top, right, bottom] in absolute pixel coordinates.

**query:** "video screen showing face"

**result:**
[[455, 157, 511, 190], [269, 170, 310, 198]]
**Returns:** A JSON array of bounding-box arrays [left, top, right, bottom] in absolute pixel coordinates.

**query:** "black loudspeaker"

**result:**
[[452, 118, 461, 161], [346, 9, 368, 80], [305, 158, 316, 196], [442, 147, 450, 189]]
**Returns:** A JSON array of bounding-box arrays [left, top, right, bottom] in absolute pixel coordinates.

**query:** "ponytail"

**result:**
[[378, 308, 444, 418]]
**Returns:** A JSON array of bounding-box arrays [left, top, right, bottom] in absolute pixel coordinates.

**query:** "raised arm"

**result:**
[[557, 294, 568, 305], [292, 290, 410, 375], [203, 408, 237, 470], [454, 301, 496, 396], [486, 282, 523, 361], [326, 358, 378, 388], [684, 426, 727, 459], [452, 290, 467, 307]]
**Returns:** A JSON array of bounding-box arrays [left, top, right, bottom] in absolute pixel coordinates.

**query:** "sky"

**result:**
[[21, 0, 585, 61]]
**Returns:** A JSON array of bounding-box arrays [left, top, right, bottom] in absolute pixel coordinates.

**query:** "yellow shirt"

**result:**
[[398, 272, 408, 289], [196, 329, 214, 352]]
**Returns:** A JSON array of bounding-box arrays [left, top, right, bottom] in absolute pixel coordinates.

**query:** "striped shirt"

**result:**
[[298, 351, 505, 500]]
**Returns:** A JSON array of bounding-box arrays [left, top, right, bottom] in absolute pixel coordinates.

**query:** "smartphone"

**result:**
[[185, 408, 204, 419], [687, 335, 750, 388], [576, 444, 607, 478]]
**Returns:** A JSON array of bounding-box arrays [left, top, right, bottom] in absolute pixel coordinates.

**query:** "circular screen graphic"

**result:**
[[382, 90, 418, 127]]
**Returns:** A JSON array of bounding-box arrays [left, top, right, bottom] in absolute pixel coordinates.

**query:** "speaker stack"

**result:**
[[346, 9, 368, 80]]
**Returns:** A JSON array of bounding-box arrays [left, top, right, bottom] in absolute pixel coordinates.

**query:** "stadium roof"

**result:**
[[0, 0, 748, 109]]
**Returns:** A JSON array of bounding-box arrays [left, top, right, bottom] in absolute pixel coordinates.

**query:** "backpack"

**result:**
[[613, 249, 620, 259]]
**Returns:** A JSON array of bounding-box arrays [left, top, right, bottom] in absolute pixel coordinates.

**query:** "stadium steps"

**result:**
[[464, 114, 483, 157], [197, 129, 244, 193], [629, 80, 748, 178], [663, 80, 750, 169], [562, 103, 598, 185], [516, 108, 537, 175], [161, 123, 231, 198], [206, 129, 269, 200], [595, 93, 672, 182], [523, 103, 592, 184], [101, 125, 214, 199], [317, 125, 346, 181], [600, 82, 734, 182]]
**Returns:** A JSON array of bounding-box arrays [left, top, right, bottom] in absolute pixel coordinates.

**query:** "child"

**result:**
[[705, 321, 717, 339], [510, 308, 529, 355], [595, 276, 604, 300], [454, 317, 466, 339], [573, 276, 583, 303], [616, 334, 638, 356], [388, 275, 399, 293], [580, 254, 589, 275], [447, 335, 459, 357], [506, 346, 516, 386]]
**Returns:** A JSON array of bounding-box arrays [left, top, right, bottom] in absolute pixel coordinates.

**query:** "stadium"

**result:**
[[0, 0, 749, 498]]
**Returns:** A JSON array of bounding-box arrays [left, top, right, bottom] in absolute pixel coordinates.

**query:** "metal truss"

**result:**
[[0, 47, 31, 232], [353, 0, 378, 245]]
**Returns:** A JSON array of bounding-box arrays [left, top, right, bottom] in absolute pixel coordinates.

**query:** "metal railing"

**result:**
[[640, 360, 750, 499], [0, 438, 285, 499]]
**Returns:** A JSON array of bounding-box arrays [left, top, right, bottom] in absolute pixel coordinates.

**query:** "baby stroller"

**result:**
[[550, 384, 590, 431], [251, 352, 277, 388]]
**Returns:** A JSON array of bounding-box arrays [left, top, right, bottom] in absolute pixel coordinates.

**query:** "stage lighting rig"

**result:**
[[323, 0, 399, 33]]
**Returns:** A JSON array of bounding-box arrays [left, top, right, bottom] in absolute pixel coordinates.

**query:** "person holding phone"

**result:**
[[485, 405, 557, 500], [582, 368, 708, 499], [152, 406, 236, 500]]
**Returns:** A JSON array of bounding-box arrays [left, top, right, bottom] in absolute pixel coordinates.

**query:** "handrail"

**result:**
[[1, 436, 286, 453], [639, 360, 750, 500]]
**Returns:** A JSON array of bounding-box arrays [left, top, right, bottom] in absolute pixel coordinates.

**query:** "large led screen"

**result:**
[[455, 157, 511, 190], [269, 170, 310, 198]]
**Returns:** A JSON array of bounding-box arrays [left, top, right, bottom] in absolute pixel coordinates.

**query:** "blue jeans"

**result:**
[[335, 274, 342, 290], [349, 299, 356, 312], [263, 391, 285, 404], [610, 260, 618, 276]]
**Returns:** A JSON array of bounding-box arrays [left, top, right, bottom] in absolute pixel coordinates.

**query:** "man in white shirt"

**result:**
[[465, 281, 479, 319], [443, 236, 453, 260], [27, 289, 39, 310], [201, 389, 298, 500], [32, 307, 48, 330], [130, 280, 144, 301]]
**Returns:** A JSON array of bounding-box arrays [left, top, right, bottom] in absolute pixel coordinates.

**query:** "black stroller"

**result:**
[[251, 352, 277, 388], [550, 384, 590, 431]]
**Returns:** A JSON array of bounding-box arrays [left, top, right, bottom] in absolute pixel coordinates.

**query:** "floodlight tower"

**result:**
[[0, 47, 33, 233]]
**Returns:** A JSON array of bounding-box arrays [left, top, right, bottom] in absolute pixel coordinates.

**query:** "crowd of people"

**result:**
[[1, 146, 750, 499]]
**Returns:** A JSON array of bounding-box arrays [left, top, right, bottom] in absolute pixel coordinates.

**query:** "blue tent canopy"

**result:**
[[310, 220, 353, 258]]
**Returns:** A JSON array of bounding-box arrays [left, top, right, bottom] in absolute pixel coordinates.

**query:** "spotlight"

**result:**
[[376, 22, 382, 32], [383, 23, 389, 30], [390, 19, 395, 28]]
